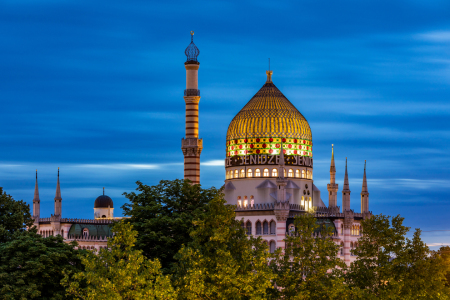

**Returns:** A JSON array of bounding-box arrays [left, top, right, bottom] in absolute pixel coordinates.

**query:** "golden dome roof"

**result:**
[[226, 77, 312, 142]]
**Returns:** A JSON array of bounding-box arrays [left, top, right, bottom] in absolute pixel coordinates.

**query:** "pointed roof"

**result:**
[[55, 168, 62, 201], [33, 170, 40, 202], [343, 157, 350, 192], [226, 71, 312, 141], [330, 144, 336, 173], [185, 31, 200, 63], [362, 160, 368, 193]]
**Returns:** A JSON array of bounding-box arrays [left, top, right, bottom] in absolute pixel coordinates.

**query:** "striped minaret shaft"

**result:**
[[181, 32, 203, 184]]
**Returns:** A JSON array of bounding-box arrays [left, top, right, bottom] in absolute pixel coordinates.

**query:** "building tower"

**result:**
[[181, 31, 203, 184], [342, 157, 351, 211], [361, 160, 369, 213], [54, 168, 62, 217], [33, 170, 40, 220], [327, 144, 339, 210]]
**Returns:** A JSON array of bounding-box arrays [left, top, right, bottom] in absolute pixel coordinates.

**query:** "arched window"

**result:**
[[269, 241, 276, 253], [308, 170, 312, 179], [270, 221, 276, 234], [263, 168, 269, 177], [272, 168, 278, 177], [284, 169, 286, 177], [247, 168, 253, 177], [263, 221, 269, 235], [61, 229, 64, 237], [241, 221, 245, 230], [230, 170, 233, 179], [83, 228, 89, 237], [288, 169, 293, 177], [295, 169, 300, 178], [309, 197, 312, 209], [240, 169, 245, 178], [255, 169, 261, 177], [301, 196, 304, 208], [302, 169, 306, 178], [246, 221, 252, 235], [234, 169, 239, 178], [289, 224, 295, 234], [352, 226, 354, 236], [340, 242, 344, 255], [341, 224, 344, 235], [243, 196, 248, 207], [250, 195, 254, 207], [256, 221, 262, 235], [237, 196, 242, 207], [305, 198, 309, 210]]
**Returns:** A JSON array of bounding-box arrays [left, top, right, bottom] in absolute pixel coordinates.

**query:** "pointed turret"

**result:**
[[33, 170, 40, 219], [361, 160, 369, 213], [54, 168, 62, 216], [342, 157, 351, 211], [327, 145, 339, 210]]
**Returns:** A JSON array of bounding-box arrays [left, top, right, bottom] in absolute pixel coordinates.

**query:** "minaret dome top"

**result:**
[[185, 31, 200, 64]]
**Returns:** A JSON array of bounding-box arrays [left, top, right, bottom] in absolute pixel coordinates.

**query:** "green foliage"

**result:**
[[438, 246, 450, 287], [122, 179, 220, 272], [172, 193, 274, 299], [64, 221, 176, 300], [0, 187, 34, 244], [0, 231, 84, 300], [268, 213, 349, 300], [347, 214, 450, 299]]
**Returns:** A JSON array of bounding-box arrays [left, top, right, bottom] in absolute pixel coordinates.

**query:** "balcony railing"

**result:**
[[184, 89, 200, 96]]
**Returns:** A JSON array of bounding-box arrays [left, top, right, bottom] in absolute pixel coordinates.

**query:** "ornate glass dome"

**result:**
[[226, 72, 312, 158]]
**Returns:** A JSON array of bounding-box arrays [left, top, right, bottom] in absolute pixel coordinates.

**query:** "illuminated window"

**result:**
[[309, 197, 312, 209], [288, 169, 293, 177], [230, 170, 233, 179], [237, 196, 241, 207], [83, 228, 89, 237], [250, 195, 254, 207], [234, 169, 238, 178], [243, 200, 248, 207], [295, 169, 300, 178], [301, 196, 304, 207], [341, 224, 344, 235], [247, 168, 253, 177], [263, 168, 269, 177], [284, 169, 286, 177], [256, 221, 262, 235], [302, 169, 306, 178], [255, 169, 261, 177], [308, 170, 312, 179], [240, 169, 245, 178], [272, 168, 278, 177]]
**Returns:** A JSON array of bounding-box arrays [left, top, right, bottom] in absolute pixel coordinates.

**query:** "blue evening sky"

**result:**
[[1, 0, 450, 248]]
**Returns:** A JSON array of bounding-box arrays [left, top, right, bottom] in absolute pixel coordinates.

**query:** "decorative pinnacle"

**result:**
[[55, 168, 62, 201], [33, 169, 40, 202], [330, 144, 336, 173], [362, 160, 368, 193], [185, 31, 199, 62], [266, 70, 273, 83]]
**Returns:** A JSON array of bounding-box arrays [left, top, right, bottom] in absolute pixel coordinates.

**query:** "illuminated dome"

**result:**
[[226, 72, 312, 158]]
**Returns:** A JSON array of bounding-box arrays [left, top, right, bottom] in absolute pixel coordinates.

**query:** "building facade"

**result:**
[[183, 34, 372, 265]]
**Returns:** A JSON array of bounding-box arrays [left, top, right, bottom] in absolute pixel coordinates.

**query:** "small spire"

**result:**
[[33, 170, 40, 202], [279, 142, 285, 166], [343, 157, 350, 190], [266, 70, 273, 83], [185, 31, 200, 62], [330, 144, 336, 172], [362, 160, 368, 193], [103, 187, 105, 195], [55, 168, 62, 201]]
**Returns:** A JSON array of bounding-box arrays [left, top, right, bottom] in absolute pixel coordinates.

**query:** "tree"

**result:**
[[268, 213, 349, 300], [347, 214, 450, 299], [122, 179, 220, 272], [0, 187, 34, 244], [438, 246, 450, 287], [64, 221, 175, 300], [0, 231, 84, 300], [172, 192, 274, 299]]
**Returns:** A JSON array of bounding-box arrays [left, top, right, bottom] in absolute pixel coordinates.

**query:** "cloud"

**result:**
[[416, 31, 450, 42], [202, 160, 224, 166]]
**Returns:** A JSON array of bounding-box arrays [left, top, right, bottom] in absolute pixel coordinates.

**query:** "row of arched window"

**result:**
[[226, 168, 312, 179], [242, 220, 277, 236], [340, 224, 362, 236], [351, 225, 361, 236], [77, 246, 108, 251], [237, 196, 255, 208], [40, 230, 64, 237], [339, 241, 359, 256]]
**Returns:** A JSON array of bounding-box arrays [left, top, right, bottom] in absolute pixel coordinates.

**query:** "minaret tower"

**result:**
[[54, 167, 62, 217], [181, 31, 203, 184], [342, 157, 351, 211], [327, 144, 339, 210], [361, 160, 369, 213], [33, 170, 40, 220]]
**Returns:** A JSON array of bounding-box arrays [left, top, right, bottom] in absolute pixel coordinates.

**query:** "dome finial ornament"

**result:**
[[185, 31, 200, 63]]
